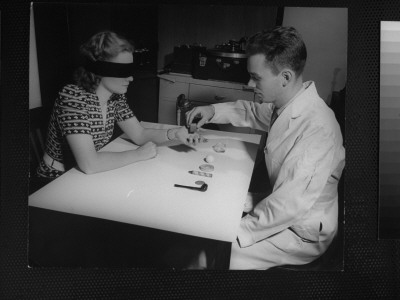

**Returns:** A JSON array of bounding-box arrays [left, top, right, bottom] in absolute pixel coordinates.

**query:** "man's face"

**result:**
[[247, 53, 281, 104]]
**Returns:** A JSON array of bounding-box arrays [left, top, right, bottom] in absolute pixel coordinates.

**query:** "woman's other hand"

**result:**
[[135, 141, 158, 161]]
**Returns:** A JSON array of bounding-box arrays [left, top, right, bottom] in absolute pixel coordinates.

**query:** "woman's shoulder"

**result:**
[[59, 84, 88, 96], [56, 84, 96, 111], [57, 84, 95, 103]]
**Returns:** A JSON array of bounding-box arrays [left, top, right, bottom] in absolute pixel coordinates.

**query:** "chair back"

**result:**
[[29, 106, 52, 178], [330, 86, 346, 144]]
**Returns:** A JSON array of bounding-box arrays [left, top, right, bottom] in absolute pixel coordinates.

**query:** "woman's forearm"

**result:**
[[78, 148, 150, 174], [79, 150, 130, 174], [134, 127, 179, 145], [117, 117, 180, 145]]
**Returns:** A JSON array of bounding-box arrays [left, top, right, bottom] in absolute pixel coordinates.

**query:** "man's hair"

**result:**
[[246, 26, 307, 76], [73, 30, 135, 92]]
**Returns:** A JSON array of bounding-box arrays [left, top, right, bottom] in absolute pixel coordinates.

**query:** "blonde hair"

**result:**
[[73, 31, 134, 92]]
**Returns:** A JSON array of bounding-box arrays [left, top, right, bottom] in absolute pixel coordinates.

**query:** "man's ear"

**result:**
[[281, 69, 293, 87]]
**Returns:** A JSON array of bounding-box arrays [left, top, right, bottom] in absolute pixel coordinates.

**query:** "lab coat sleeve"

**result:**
[[210, 100, 272, 132], [237, 123, 336, 248]]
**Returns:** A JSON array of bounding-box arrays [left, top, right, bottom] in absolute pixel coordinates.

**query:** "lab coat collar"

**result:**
[[290, 81, 319, 119], [268, 81, 319, 138]]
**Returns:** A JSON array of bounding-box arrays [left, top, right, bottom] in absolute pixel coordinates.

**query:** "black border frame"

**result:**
[[1, 0, 400, 298]]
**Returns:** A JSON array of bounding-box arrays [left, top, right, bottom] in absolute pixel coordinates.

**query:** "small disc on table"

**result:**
[[213, 142, 226, 153], [199, 164, 214, 172]]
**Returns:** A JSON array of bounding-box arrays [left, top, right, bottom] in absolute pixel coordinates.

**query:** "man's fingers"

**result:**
[[185, 109, 196, 125], [196, 118, 208, 128]]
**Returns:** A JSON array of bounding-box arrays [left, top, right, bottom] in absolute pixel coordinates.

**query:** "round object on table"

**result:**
[[205, 155, 215, 163], [213, 142, 226, 153], [195, 180, 206, 185], [199, 164, 214, 172]]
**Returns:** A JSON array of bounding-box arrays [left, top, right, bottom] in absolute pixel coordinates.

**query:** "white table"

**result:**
[[29, 122, 261, 242]]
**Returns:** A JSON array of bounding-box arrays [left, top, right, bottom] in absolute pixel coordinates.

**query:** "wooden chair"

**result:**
[[330, 86, 346, 144], [29, 106, 53, 194]]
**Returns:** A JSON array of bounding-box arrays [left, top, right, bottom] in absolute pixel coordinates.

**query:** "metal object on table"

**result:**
[[176, 94, 202, 130], [176, 94, 193, 127], [189, 170, 213, 178]]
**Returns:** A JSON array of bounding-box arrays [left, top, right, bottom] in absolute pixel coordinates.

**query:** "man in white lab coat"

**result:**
[[186, 26, 345, 270]]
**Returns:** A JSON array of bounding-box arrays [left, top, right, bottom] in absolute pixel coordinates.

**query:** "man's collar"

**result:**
[[290, 81, 316, 118], [275, 82, 307, 116]]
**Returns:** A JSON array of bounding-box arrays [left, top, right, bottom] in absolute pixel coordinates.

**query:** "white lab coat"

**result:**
[[210, 81, 345, 269]]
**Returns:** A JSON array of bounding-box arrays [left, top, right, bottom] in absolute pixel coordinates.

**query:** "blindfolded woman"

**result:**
[[37, 30, 201, 179]]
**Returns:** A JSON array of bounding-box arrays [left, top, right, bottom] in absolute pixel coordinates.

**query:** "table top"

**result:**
[[29, 122, 261, 242]]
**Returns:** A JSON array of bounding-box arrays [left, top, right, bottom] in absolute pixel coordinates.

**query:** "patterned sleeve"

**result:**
[[56, 85, 92, 135], [114, 94, 135, 122]]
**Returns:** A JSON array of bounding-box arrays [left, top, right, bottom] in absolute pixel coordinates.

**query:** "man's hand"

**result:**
[[243, 191, 270, 213], [185, 105, 215, 129], [243, 192, 256, 213]]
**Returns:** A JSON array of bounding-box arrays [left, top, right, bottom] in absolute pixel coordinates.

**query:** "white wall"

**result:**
[[283, 7, 348, 104], [29, 4, 42, 109]]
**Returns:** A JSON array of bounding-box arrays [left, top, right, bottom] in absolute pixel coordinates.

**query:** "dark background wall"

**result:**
[[157, 4, 279, 70], [33, 2, 159, 123], [31, 3, 281, 124], [1, 0, 400, 299]]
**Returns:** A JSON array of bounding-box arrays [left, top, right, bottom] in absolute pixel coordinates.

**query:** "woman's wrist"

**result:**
[[209, 105, 216, 122], [166, 128, 177, 141]]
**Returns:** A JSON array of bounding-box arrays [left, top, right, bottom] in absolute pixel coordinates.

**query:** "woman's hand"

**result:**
[[135, 141, 158, 161], [170, 127, 204, 146]]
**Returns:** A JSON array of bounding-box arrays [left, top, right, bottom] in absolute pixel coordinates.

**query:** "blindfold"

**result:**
[[85, 60, 135, 78]]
